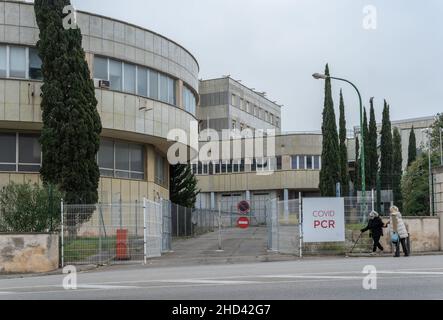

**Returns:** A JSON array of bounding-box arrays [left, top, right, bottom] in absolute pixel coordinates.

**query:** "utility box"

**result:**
[[116, 229, 129, 260]]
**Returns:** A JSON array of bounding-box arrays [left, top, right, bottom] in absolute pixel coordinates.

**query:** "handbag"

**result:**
[[391, 232, 399, 243]]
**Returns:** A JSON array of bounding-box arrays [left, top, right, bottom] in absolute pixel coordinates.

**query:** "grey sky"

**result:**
[[72, 0, 443, 132]]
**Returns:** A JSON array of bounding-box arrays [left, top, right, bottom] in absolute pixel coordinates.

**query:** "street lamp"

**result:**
[[422, 129, 434, 216], [312, 73, 366, 200]]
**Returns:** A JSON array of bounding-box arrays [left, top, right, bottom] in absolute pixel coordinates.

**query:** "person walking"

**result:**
[[386, 206, 410, 257], [360, 211, 385, 255]]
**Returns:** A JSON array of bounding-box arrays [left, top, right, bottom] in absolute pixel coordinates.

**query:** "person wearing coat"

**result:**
[[360, 211, 385, 255], [386, 206, 410, 257]]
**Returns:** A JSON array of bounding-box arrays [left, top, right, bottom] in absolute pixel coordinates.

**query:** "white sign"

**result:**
[[302, 198, 345, 243]]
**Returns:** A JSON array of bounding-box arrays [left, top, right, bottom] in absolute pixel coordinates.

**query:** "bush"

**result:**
[[0, 182, 63, 233]]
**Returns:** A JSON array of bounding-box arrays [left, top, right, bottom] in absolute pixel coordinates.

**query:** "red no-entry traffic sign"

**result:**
[[237, 217, 250, 229]]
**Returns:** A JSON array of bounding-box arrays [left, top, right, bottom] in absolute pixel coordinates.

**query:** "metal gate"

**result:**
[[61, 198, 163, 266]]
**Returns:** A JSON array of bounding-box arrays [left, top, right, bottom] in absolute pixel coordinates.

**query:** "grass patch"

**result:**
[[64, 237, 116, 263]]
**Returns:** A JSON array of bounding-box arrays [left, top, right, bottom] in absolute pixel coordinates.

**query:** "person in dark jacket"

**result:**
[[360, 211, 385, 255]]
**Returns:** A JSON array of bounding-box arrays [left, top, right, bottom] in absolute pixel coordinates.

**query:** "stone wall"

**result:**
[[433, 166, 443, 250], [0, 233, 59, 274]]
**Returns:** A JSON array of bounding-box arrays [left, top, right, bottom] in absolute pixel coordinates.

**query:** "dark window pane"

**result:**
[[9, 46, 26, 78], [277, 156, 282, 170], [94, 56, 108, 80], [149, 70, 158, 100], [100, 169, 114, 177], [137, 67, 147, 97], [109, 59, 122, 91], [159, 73, 168, 102], [130, 144, 144, 173], [115, 142, 129, 170], [0, 46, 6, 77], [19, 134, 41, 164], [29, 48, 43, 80], [0, 133, 16, 163], [130, 172, 144, 180], [98, 139, 114, 169], [115, 171, 129, 179], [18, 165, 40, 172], [0, 164, 16, 171], [124, 63, 136, 94], [314, 156, 320, 170], [299, 156, 305, 170], [306, 156, 313, 170]]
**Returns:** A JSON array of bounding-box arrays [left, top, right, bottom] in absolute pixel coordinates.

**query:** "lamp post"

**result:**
[[312, 73, 366, 200], [440, 127, 443, 166], [422, 129, 434, 216]]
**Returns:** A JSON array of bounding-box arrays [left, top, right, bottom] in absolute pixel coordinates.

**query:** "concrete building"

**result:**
[[198, 77, 281, 134], [194, 77, 322, 217], [0, 0, 199, 202]]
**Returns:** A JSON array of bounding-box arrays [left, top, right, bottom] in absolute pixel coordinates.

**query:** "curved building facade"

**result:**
[[0, 0, 199, 202]]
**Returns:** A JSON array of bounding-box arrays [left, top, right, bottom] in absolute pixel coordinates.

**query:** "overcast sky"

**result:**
[[72, 0, 443, 132]]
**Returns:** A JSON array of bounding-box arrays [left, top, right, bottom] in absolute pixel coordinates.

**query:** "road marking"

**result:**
[[259, 275, 363, 280], [76, 284, 139, 290], [163, 279, 258, 285]]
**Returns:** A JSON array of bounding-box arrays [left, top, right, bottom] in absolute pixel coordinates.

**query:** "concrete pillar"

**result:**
[[176, 79, 184, 109], [246, 190, 251, 202], [210, 192, 216, 210], [284, 189, 289, 219]]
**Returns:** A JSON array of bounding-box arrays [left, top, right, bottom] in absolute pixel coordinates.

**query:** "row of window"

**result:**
[[0, 133, 41, 172], [231, 94, 280, 127], [192, 155, 321, 175], [0, 45, 42, 80], [0, 133, 168, 184], [183, 85, 197, 116]]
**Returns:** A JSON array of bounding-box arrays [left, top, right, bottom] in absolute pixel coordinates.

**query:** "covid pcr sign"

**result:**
[[302, 198, 345, 243]]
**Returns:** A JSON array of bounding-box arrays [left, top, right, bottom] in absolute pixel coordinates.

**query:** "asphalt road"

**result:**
[[1, 255, 443, 300]]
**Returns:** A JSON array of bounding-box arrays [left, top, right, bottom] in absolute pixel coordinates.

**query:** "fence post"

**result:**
[[135, 199, 138, 237], [98, 202, 103, 266], [217, 200, 223, 251], [60, 198, 64, 268], [143, 197, 147, 265], [298, 192, 303, 258], [371, 189, 375, 212]]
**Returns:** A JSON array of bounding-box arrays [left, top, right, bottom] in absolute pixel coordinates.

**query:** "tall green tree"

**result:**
[[170, 164, 200, 208], [354, 136, 361, 192], [362, 107, 371, 189], [368, 99, 379, 190], [407, 126, 417, 167], [319, 64, 341, 196], [431, 113, 443, 154], [402, 153, 439, 216], [392, 127, 403, 210], [35, 0, 102, 206], [379, 100, 393, 191], [338, 90, 349, 196]]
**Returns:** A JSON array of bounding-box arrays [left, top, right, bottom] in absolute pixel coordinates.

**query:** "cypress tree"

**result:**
[[354, 136, 361, 192], [338, 90, 349, 196], [392, 128, 403, 210], [379, 100, 393, 191], [319, 64, 341, 196], [170, 164, 200, 208], [35, 1, 102, 207], [407, 126, 417, 167], [368, 99, 379, 190], [362, 107, 371, 189]]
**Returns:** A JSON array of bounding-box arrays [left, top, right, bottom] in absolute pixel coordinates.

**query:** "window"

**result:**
[[18, 134, 41, 172], [159, 74, 168, 102], [183, 86, 196, 115], [137, 67, 148, 97], [155, 154, 166, 185], [231, 94, 237, 106], [149, 70, 159, 100], [276, 156, 282, 170], [109, 59, 122, 91], [215, 161, 220, 174], [270, 113, 274, 125], [306, 155, 313, 170], [98, 139, 114, 177], [276, 117, 280, 128], [240, 98, 244, 110], [314, 156, 321, 170], [124, 63, 136, 94], [0, 46, 6, 77], [291, 156, 297, 170], [0, 133, 17, 171], [0, 133, 41, 172], [254, 106, 258, 117], [246, 101, 251, 113], [232, 120, 237, 129], [28, 48, 42, 80], [168, 77, 175, 105], [9, 46, 26, 78], [298, 156, 305, 170], [98, 139, 145, 180], [94, 56, 108, 80]]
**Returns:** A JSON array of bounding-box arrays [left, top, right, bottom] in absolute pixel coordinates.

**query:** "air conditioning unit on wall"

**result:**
[[98, 80, 110, 89]]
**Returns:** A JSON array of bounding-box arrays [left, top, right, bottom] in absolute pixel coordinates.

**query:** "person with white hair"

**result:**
[[386, 206, 410, 257], [360, 211, 385, 255]]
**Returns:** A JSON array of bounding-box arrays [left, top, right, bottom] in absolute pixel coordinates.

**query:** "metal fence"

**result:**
[[267, 196, 376, 256], [169, 202, 217, 238], [61, 199, 162, 266]]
